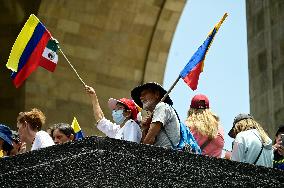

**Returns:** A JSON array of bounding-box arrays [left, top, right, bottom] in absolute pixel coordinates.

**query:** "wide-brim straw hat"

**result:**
[[131, 82, 173, 108]]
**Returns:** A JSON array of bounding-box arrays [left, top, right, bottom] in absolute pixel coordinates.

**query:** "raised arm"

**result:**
[[85, 85, 104, 122]]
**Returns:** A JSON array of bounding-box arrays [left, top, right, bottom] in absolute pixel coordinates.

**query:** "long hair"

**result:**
[[185, 108, 219, 139], [232, 118, 270, 144]]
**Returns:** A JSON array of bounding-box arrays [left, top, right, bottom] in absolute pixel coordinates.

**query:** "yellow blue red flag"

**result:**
[[179, 13, 228, 90], [71, 117, 84, 140], [6, 14, 58, 88]]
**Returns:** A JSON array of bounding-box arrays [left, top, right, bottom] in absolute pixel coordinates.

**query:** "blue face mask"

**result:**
[[112, 110, 126, 125]]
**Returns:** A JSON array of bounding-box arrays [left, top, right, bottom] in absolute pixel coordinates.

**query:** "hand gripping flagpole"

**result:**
[[58, 46, 86, 86]]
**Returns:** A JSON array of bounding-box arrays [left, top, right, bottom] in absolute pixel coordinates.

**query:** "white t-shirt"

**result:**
[[97, 118, 142, 143], [31, 130, 55, 151], [151, 102, 180, 148]]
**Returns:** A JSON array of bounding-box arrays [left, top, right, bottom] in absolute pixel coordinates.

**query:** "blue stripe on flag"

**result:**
[[75, 131, 84, 140], [11, 22, 46, 79], [179, 28, 216, 78]]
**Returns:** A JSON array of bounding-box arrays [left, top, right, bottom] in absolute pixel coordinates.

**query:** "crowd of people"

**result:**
[[0, 82, 283, 170]]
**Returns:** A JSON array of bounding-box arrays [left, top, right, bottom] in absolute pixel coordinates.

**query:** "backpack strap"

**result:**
[[161, 106, 180, 149], [252, 131, 264, 165], [162, 126, 176, 149], [253, 144, 264, 165], [200, 139, 212, 150]]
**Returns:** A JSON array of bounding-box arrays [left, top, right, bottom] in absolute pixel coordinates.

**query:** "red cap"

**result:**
[[108, 98, 138, 120], [190, 94, 209, 109]]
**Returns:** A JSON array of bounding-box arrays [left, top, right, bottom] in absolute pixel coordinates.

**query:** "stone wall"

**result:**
[[246, 0, 284, 136], [0, 136, 283, 187], [0, 0, 185, 136], [0, 0, 41, 129]]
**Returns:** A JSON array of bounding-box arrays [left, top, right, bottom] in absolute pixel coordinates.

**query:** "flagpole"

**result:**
[[160, 76, 181, 102], [58, 48, 86, 86]]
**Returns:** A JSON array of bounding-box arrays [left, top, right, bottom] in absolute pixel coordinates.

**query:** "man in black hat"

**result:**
[[131, 82, 180, 148]]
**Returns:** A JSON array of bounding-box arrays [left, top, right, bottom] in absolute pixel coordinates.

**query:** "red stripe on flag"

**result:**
[[13, 32, 51, 88], [182, 61, 203, 91], [39, 57, 56, 72]]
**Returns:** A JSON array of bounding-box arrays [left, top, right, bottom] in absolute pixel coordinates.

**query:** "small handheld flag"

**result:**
[[6, 14, 43, 72], [6, 14, 59, 88], [7, 14, 86, 88], [39, 39, 59, 72], [179, 13, 228, 90], [71, 117, 84, 140]]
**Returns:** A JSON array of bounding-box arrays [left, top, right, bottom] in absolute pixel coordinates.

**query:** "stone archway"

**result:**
[[0, 0, 185, 135]]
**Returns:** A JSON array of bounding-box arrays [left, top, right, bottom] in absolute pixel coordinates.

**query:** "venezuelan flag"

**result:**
[[179, 13, 228, 91], [7, 14, 51, 88], [71, 117, 84, 140]]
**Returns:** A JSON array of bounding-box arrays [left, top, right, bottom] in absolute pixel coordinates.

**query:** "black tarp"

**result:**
[[0, 136, 283, 187]]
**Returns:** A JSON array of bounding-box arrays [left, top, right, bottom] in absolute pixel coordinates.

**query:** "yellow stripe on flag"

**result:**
[[204, 13, 228, 60], [207, 13, 228, 37], [71, 117, 81, 133], [6, 14, 40, 72], [215, 13, 228, 31]]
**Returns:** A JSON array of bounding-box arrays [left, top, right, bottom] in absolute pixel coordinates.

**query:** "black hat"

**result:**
[[228, 113, 254, 138], [275, 125, 284, 136], [131, 82, 173, 108]]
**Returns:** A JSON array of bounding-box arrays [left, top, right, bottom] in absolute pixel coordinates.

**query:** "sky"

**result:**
[[164, 0, 249, 150]]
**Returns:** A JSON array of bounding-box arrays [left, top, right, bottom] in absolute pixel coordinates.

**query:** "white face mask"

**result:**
[[112, 110, 126, 125], [142, 99, 156, 110]]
